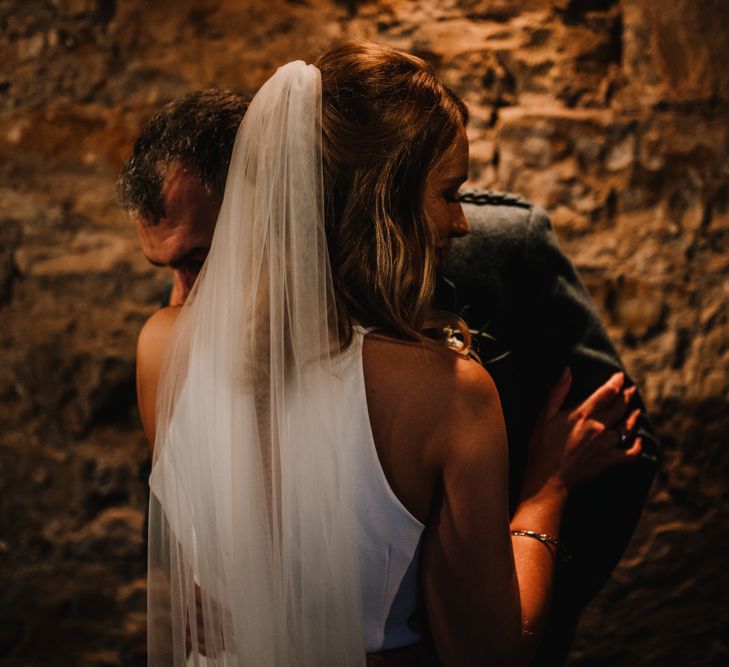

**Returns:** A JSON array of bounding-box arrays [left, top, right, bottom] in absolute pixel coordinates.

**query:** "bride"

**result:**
[[136, 41, 642, 666]]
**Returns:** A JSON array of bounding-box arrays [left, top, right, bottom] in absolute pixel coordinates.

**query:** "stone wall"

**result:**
[[1, 1, 726, 665]]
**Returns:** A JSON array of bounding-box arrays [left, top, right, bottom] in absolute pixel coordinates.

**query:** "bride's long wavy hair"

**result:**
[[317, 41, 470, 350]]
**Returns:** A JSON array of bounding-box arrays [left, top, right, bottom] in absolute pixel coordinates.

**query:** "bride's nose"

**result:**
[[451, 205, 468, 237]]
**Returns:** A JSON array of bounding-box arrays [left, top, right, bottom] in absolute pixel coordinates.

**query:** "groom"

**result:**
[[120, 90, 659, 665]]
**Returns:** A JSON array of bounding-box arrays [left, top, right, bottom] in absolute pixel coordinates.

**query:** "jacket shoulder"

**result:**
[[458, 188, 533, 210], [451, 189, 553, 265], [459, 188, 549, 240]]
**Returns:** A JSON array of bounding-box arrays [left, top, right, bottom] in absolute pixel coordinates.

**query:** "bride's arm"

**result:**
[[135, 306, 180, 451], [421, 359, 524, 665], [421, 360, 640, 666]]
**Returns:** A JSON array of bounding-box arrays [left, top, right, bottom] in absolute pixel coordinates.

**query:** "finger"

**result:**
[[591, 408, 641, 451], [544, 367, 572, 420], [591, 424, 620, 450], [625, 408, 641, 432], [626, 436, 642, 457], [193, 584, 208, 654], [594, 392, 640, 433], [594, 386, 636, 428], [609, 436, 643, 463], [579, 372, 624, 416], [593, 397, 628, 430], [185, 618, 207, 657], [187, 608, 208, 656], [615, 409, 642, 448]]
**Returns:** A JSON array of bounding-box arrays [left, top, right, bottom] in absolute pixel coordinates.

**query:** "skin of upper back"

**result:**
[[362, 332, 498, 524]]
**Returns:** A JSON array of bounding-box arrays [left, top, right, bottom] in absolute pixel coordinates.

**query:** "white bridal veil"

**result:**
[[147, 61, 365, 665]]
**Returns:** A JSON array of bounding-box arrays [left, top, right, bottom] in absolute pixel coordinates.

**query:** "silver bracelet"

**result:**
[[511, 530, 572, 561], [511, 529, 559, 546]]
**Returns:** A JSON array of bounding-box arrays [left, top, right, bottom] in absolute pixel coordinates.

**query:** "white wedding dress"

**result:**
[[155, 329, 425, 666]]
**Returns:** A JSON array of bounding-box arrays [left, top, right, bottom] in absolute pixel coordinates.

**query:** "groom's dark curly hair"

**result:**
[[118, 89, 251, 220]]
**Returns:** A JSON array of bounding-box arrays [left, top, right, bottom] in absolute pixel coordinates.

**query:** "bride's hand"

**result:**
[[185, 583, 228, 658], [523, 368, 643, 497]]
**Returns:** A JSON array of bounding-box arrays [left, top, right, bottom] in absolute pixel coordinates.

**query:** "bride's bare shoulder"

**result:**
[[137, 305, 180, 391], [136, 306, 181, 448], [362, 332, 497, 401], [138, 306, 180, 355], [362, 332, 505, 487]]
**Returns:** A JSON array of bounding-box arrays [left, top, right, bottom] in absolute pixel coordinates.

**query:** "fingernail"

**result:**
[[612, 371, 625, 386]]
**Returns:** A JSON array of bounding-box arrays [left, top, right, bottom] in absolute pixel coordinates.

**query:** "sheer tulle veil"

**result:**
[[147, 61, 365, 665]]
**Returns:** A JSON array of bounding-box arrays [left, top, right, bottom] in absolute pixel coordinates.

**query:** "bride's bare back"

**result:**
[[362, 333, 523, 663], [362, 332, 506, 525]]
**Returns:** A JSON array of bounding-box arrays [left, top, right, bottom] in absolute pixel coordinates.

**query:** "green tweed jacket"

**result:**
[[438, 189, 660, 665]]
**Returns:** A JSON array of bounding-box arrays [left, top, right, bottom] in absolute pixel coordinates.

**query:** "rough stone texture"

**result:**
[[0, 1, 726, 665]]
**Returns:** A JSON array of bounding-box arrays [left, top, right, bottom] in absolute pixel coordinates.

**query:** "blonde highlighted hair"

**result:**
[[316, 41, 472, 353]]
